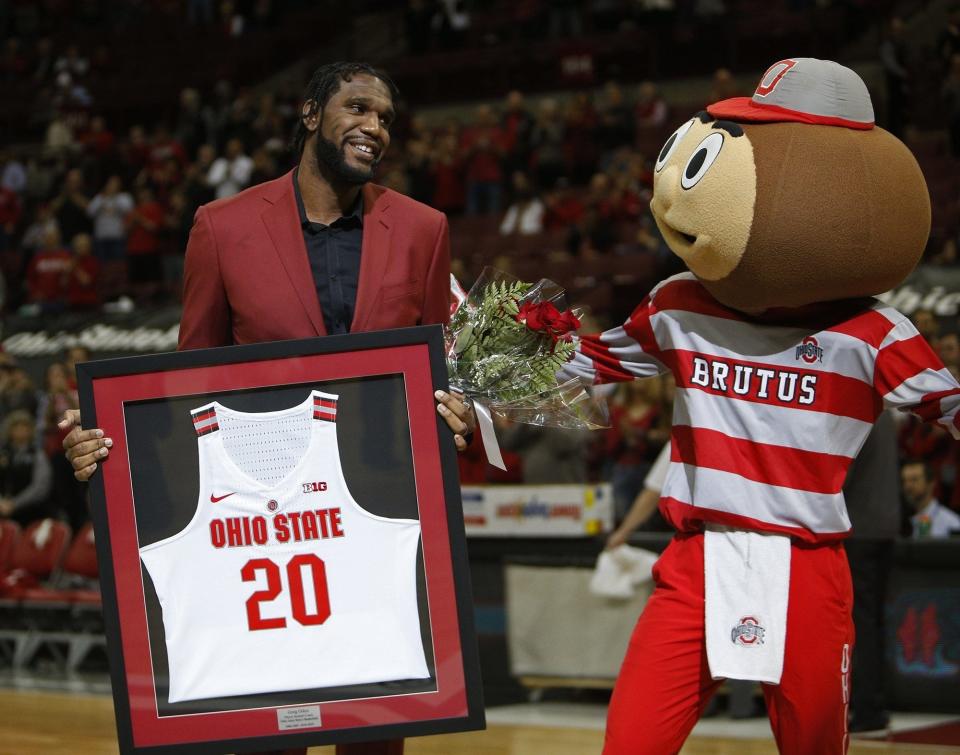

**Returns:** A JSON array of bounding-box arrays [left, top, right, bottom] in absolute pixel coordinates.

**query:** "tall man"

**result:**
[[61, 62, 473, 755]]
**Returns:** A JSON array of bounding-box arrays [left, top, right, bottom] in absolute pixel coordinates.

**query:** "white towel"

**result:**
[[32, 518, 54, 549], [704, 525, 790, 684], [589, 545, 659, 599]]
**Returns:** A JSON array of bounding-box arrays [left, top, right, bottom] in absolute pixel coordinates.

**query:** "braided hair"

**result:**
[[291, 62, 399, 155]]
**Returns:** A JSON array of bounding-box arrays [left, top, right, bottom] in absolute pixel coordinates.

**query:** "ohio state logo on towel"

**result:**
[[731, 616, 766, 646]]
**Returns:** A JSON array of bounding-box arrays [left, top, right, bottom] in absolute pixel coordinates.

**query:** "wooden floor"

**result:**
[[0, 690, 956, 755]]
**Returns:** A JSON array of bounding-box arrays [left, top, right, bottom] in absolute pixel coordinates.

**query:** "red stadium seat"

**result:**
[[18, 522, 99, 605], [61, 522, 98, 580], [0, 519, 71, 598], [59, 523, 101, 607], [0, 520, 22, 574]]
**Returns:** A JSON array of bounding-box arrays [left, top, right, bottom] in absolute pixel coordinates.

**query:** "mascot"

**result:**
[[564, 58, 958, 754]]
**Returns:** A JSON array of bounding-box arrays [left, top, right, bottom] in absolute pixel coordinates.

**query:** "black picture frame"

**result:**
[[77, 325, 484, 754]]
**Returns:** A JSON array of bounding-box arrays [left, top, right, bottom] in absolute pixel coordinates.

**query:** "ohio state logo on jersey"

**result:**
[[302, 481, 328, 494], [795, 336, 824, 364], [731, 616, 766, 646], [689, 356, 818, 406]]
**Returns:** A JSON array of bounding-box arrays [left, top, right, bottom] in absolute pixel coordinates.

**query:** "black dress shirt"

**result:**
[[293, 169, 363, 335]]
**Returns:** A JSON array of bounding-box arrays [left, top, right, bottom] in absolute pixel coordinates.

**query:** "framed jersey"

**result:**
[[77, 325, 484, 754]]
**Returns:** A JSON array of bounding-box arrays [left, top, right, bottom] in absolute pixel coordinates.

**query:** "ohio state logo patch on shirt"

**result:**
[[731, 616, 766, 646], [795, 336, 824, 364]]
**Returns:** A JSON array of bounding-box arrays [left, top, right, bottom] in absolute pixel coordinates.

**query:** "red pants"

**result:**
[[604, 532, 854, 755]]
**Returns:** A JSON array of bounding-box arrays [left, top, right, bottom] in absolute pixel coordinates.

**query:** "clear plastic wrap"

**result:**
[[446, 268, 608, 467]]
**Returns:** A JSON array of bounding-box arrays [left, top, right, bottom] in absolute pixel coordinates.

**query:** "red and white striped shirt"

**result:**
[[563, 273, 960, 542]]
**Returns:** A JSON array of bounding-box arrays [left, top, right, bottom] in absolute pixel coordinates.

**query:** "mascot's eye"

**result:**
[[655, 120, 694, 173], [681, 132, 724, 190]]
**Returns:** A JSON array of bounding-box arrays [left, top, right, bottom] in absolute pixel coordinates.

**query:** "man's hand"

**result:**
[[435, 390, 476, 452], [60, 410, 112, 481], [0, 498, 14, 517]]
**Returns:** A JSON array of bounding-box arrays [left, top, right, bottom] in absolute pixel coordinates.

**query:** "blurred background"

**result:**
[[1, 0, 959, 752]]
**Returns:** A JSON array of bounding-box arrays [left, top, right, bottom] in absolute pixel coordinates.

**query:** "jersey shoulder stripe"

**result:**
[[313, 394, 338, 422], [191, 405, 219, 436]]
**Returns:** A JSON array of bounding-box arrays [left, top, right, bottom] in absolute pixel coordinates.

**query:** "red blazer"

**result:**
[[178, 170, 451, 349]]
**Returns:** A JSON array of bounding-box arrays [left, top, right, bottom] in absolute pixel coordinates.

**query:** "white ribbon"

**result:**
[[473, 399, 506, 470]]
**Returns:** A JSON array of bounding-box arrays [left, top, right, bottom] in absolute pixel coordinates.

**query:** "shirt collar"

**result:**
[[293, 166, 363, 229]]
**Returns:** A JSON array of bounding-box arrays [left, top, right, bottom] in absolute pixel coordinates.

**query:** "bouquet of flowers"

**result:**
[[446, 267, 608, 468]]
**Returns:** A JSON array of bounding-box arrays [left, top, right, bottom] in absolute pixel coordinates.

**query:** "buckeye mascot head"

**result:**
[[650, 58, 931, 312]]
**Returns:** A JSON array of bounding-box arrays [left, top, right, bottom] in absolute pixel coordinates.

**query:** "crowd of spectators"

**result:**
[[2, 4, 959, 310], [0, 81, 301, 312], [0, 346, 87, 532], [0, 62, 692, 314]]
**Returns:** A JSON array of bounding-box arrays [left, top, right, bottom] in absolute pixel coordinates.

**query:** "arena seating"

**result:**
[[0, 520, 105, 673]]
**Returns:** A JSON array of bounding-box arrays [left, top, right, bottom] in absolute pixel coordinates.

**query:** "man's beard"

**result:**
[[314, 133, 377, 185]]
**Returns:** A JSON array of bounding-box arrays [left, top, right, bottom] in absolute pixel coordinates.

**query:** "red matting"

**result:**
[[93, 344, 467, 748]]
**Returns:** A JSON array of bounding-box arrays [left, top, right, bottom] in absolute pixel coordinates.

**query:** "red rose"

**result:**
[[515, 301, 580, 340]]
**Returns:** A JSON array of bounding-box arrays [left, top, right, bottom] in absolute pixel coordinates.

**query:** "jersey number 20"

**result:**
[[241, 554, 330, 630]]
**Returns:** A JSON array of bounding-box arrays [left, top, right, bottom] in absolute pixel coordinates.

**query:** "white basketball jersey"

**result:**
[[139, 390, 430, 703]]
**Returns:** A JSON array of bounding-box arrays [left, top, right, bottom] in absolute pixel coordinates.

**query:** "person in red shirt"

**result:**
[[66, 232, 100, 309], [634, 81, 669, 130], [78, 115, 116, 159], [562, 93, 599, 184], [147, 123, 188, 171], [543, 178, 585, 231], [431, 132, 466, 215], [585, 172, 617, 220], [126, 185, 165, 301], [121, 125, 151, 181], [460, 105, 505, 215], [501, 89, 534, 175], [614, 181, 646, 223], [27, 227, 71, 311]]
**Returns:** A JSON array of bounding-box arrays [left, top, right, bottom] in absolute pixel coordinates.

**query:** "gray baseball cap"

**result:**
[[706, 58, 875, 129]]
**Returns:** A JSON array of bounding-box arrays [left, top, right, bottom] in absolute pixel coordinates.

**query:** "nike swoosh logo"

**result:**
[[210, 492, 236, 503]]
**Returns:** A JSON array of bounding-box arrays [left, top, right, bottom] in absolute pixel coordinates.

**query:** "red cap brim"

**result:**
[[707, 97, 874, 130]]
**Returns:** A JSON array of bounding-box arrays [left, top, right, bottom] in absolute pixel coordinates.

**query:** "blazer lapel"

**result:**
[[260, 170, 326, 336], [351, 184, 392, 332]]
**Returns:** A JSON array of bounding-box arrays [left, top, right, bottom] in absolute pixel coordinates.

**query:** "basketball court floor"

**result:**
[[2, 685, 958, 755]]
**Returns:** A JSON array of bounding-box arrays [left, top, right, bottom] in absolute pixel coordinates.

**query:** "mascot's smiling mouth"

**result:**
[[652, 208, 733, 282], [655, 213, 699, 249]]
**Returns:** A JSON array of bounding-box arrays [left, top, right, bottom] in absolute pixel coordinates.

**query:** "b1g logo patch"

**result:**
[[731, 616, 766, 646], [302, 481, 328, 494], [795, 336, 823, 364]]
